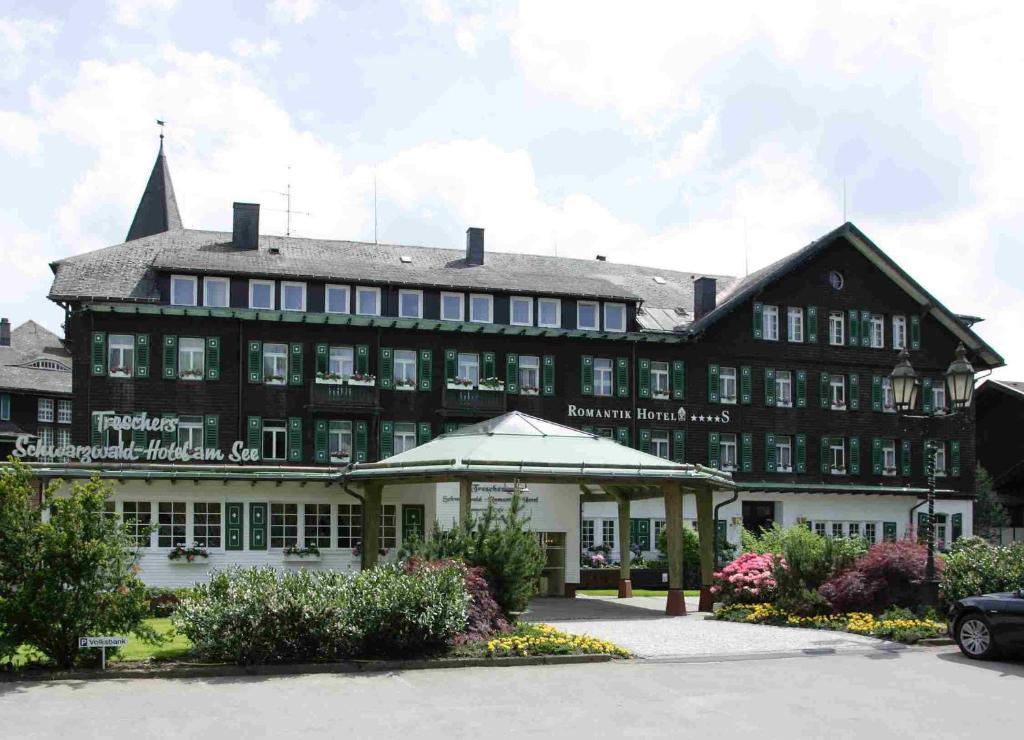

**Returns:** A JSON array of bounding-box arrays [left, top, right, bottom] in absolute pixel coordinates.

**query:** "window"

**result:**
[[933, 442, 947, 476], [108, 334, 135, 377], [37, 398, 54, 422], [775, 371, 792, 408], [203, 277, 230, 308], [37, 426, 53, 460], [596, 427, 614, 439], [158, 501, 187, 548], [170, 275, 197, 306], [380, 504, 398, 549], [882, 377, 895, 412], [328, 346, 354, 380], [864, 523, 877, 543], [329, 421, 352, 463], [601, 520, 615, 548], [932, 382, 947, 414], [178, 337, 205, 380], [193, 502, 222, 548], [519, 355, 540, 395], [56, 427, 71, 450], [829, 311, 844, 346], [538, 298, 561, 328], [719, 434, 737, 471], [249, 279, 275, 309], [593, 358, 613, 397], [870, 315, 884, 348], [510, 297, 533, 326], [892, 316, 907, 350], [934, 514, 948, 549], [577, 301, 599, 330], [776, 435, 792, 472], [101, 415, 128, 448], [122, 502, 152, 547], [604, 303, 626, 333], [394, 349, 417, 390], [304, 503, 332, 549], [651, 361, 670, 399], [271, 503, 298, 548], [177, 415, 204, 451], [832, 522, 844, 538], [831, 439, 846, 474], [325, 284, 350, 314], [457, 353, 479, 387], [651, 431, 670, 460], [398, 289, 423, 319], [581, 520, 595, 550], [762, 305, 779, 341], [787, 307, 804, 342], [469, 294, 493, 323], [262, 419, 287, 460], [0, 393, 8, 421], [337, 503, 362, 548], [814, 522, 826, 537], [356, 286, 381, 316], [882, 440, 897, 476], [57, 399, 72, 424], [281, 282, 307, 312], [263, 343, 288, 385], [720, 367, 737, 404], [653, 519, 666, 544], [830, 374, 846, 410], [393, 423, 417, 455], [440, 292, 464, 321], [848, 522, 860, 538]]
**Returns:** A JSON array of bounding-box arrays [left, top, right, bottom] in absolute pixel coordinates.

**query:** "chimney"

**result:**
[[466, 227, 484, 266], [0, 318, 9, 347], [232, 202, 260, 250], [693, 277, 717, 321], [596, 255, 607, 262]]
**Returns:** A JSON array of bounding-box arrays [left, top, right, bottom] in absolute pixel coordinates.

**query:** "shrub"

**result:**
[[145, 587, 195, 617], [819, 540, 935, 613], [403, 556, 508, 643], [941, 537, 1024, 604], [711, 552, 780, 604], [743, 524, 867, 592]]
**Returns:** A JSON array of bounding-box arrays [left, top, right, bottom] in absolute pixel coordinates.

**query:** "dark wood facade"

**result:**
[[976, 380, 1024, 524]]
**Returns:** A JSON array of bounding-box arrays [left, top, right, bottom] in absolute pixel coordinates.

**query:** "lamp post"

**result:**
[[889, 343, 976, 606]]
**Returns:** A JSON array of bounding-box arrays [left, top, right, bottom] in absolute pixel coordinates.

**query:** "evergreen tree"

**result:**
[[974, 465, 1009, 542]]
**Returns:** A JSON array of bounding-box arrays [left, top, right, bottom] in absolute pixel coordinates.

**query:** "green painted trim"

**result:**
[[736, 480, 967, 496]]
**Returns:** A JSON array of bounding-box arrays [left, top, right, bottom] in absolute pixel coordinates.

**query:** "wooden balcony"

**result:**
[[309, 382, 379, 411], [442, 386, 508, 417]]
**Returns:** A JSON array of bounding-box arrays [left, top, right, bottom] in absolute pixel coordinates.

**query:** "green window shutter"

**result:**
[[443, 422, 460, 434], [847, 309, 859, 347], [315, 343, 329, 377], [764, 368, 776, 406], [766, 433, 777, 472], [354, 421, 368, 462], [820, 436, 830, 474], [355, 345, 369, 375], [90, 413, 102, 446], [580, 355, 594, 395], [871, 375, 882, 411], [638, 429, 651, 454], [630, 519, 651, 551], [795, 433, 807, 473], [671, 430, 685, 463], [379, 420, 394, 460], [314, 419, 328, 463], [740, 432, 753, 472], [739, 366, 752, 404], [616, 427, 630, 446], [204, 415, 218, 450], [849, 437, 861, 475], [950, 440, 961, 477], [900, 439, 912, 476], [247, 341, 262, 383], [952, 513, 963, 541], [206, 337, 220, 380], [135, 334, 150, 378], [505, 353, 518, 394], [910, 315, 921, 350], [249, 503, 267, 551], [795, 370, 807, 408], [637, 358, 651, 398], [860, 310, 871, 347], [162, 335, 178, 379], [708, 432, 720, 468], [883, 521, 897, 542], [131, 416, 147, 455], [922, 377, 933, 414], [247, 416, 262, 459], [671, 360, 685, 400], [917, 512, 928, 543], [225, 503, 243, 551], [819, 372, 830, 409], [752, 302, 764, 339], [288, 343, 304, 386], [615, 357, 628, 398], [417, 422, 432, 446], [582, 425, 596, 435], [419, 349, 433, 391], [160, 413, 176, 446], [379, 347, 394, 390], [707, 364, 720, 403], [872, 438, 883, 475], [91, 332, 107, 375], [542, 355, 555, 396], [849, 374, 860, 410], [444, 349, 457, 382], [806, 306, 818, 343], [482, 351, 497, 381], [287, 417, 302, 462]]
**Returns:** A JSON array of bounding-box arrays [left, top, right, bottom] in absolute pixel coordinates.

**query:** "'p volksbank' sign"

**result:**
[[566, 404, 732, 424]]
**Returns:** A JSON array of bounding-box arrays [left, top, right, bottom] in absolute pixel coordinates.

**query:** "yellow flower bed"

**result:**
[[486, 624, 630, 658], [718, 603, 945, 642]]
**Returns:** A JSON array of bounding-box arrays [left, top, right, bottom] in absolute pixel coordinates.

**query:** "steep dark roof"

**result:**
[[0, 320, 72, 395], [125, 141, 182, 241], [977, 378, 1024, 402]]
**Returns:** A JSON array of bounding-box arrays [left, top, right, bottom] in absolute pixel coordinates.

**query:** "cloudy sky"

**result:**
[[1, 1, 1020, 376]]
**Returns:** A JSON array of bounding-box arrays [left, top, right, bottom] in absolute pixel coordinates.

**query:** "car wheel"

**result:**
[[956, 614, 996, 660]]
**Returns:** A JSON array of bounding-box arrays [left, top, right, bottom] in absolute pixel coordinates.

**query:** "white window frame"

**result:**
[[249, 279, 276, 310], [882, 441, 897, 476], [202, 276, 230, 308], [829, 311, 844, 346], [775, 370, 792, 408], [329, 421, 353, 463], [170, 274, 198, 307], [457, 353, 480, 387], [762, 305, 779, 341], [593, 357, 614, 397], [327, 346, 354, 381], [604, 303, 626, 333], [355, 286, 381, 317], [601, 519, 615, 548], [393, 422, 417, 455], [882, 376, 895, 413], [280, 281, 307, 312], [518, 355, 540, 395], [932, 382, 947, 414], [393, 349, 417, 390], [830, 440, 846, 474], [177, 415, 204, 452], [108, 334, 135, 378], [270, 502, 298, 549], [325, 284, 351, 314], [177, 337, 205, 381], [933, 442, 947, 477], [577, 301, 599, 331], [650, 431, 670, 460], [510, 296, 534, 327], [776, 436, 793, 472], [37, 398, 54, 423], [581, 519, 595, 550], [892, 315, 907, 350], [57, 399, 72, 424], [830, 374, 846, 410], [157, 501, 187, 548], [719, 366, 737, 404], [303, 503, 333, 550], [537, 298, 561, 328], [469, 294, 493, 324], [864, 522, 878, 543], [398, 289, 423, 319], [651, 361, 670, 399], [263, 343, 288, 385], [719, 433, 737, 472], [870, 314, 884, 348], [0, 393, 8, 421], [787, 307, 804, 343], [440, 292, 464, 322], [193, 502, 222, 549], [262, 420, 287, 461]]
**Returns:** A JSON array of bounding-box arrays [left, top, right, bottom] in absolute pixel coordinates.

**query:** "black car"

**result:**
[[949, 588, 1024, 659]]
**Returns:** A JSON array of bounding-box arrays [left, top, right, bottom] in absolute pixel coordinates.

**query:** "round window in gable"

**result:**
[[829, 271, 845, 290]]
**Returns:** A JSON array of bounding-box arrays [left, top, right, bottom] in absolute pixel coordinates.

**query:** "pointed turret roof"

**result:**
[[125, 139, 182, 241]]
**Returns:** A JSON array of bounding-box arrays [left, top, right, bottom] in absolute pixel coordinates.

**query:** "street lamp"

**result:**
[[889, 343, 975, 606]]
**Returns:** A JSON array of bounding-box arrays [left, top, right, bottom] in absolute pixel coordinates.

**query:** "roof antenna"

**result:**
[[156, 119, 165, 151], [267, 166, 311, 237]]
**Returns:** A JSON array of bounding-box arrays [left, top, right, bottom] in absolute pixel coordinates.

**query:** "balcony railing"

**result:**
[[309, 381, 379, 411], [442, 387, 508, 416]]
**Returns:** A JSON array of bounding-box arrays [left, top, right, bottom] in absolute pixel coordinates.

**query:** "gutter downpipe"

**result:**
[[713, 491, 740, 568]]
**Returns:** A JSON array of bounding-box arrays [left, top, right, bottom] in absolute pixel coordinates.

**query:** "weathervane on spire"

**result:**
[[157, 119, 165, 150]]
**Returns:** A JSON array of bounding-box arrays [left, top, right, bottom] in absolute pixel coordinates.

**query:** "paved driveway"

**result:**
[[526, 596, 890, 660]]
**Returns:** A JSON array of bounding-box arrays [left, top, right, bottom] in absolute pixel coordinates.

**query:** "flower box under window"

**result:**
[[830, 467, 847, 475], [447, 378, 475, 390], [178, 369, 204, 381], [109, 367, 133, 378], [777, 466, 793, 473], [520, 386, 540, 396], [167, 544, 210, 563], [395, 378, 418, 391], [264, 374, 286, 385], [652, 391, 670, 400], [283, 544, 321, 561], [883, 466, 897, 476], [478, 378, 505, 392], [346, 374, 376, 387], [316, 372, 344, 384], [830, 403, 846, 411]]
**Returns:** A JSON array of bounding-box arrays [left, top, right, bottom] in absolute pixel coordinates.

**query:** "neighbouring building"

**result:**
[[975, 379, 1024, 530], [13, 141, 1003, 588]]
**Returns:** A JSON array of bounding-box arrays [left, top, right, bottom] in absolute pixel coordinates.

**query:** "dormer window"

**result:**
[[399, 289, 423, 319], [356, 286, 381, 316], [203, 277, 230, 308], [604, 303, 626, 332], [29, 359, 70, 371], [441, 292, 464, 321], [249, 280, 275, 310], [469, 294, 493, 323], [538, 298, 561, 328], [510, 296, 533, 326], [170, 275, 197, 306], [281, 282, 306, 312], [325, 285, 350, 314], [577, 301, 599, 330]]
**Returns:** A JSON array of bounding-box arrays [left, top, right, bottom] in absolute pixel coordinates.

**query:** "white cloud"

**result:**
[[109, 0, 178, 27], [0, 16, 58, 81], [230, 38, 282, 59], [0, 110, 41, 156], [269, 0, 320, 24], [413, 0, 491, 57], [657, 113, 718, 179]]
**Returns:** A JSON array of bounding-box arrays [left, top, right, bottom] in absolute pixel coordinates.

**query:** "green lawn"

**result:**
[[578, 589, 700, 597], [3, 618, 193, 668]]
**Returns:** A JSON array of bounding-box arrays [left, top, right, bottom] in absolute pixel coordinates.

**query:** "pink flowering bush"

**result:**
[[711, 552, 784, 604]]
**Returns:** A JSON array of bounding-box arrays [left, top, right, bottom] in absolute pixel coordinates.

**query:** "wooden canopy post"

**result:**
[[458, 479, 472, 524], [609, 488, 633, 598], [663, 483, 686, 616], [695, 488, 716, 611], [361, 482, 382, 570]]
